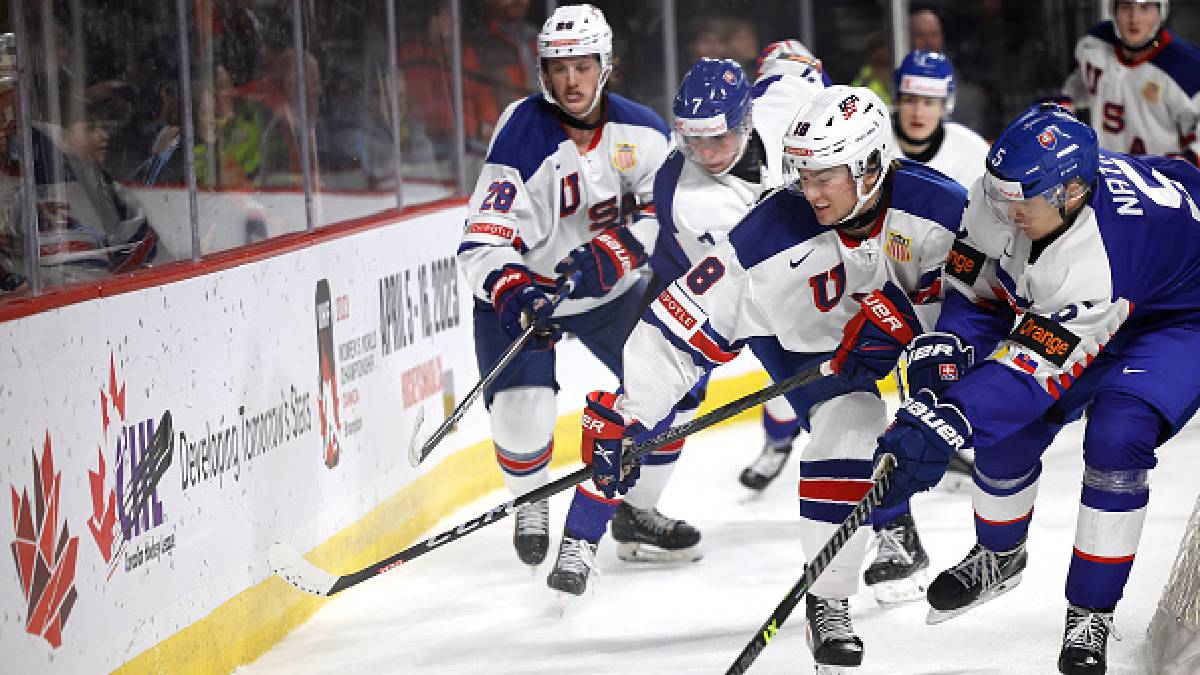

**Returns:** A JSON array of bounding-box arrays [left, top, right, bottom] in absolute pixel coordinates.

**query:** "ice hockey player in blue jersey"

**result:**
[[1063, 0, 1200, 164], [872, 101, 1200, 674], [456, 4, 670, 575], [576, 85, 968, 671]]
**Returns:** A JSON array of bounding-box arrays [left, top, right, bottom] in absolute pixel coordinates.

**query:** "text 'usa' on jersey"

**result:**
[[1070, 21, 1200, 162], [617, 160, 966, 427], [457, 93, 670, 314]]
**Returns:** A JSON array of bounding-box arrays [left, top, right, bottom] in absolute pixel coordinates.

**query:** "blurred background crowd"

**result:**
[[0, 0, 1196, 299]]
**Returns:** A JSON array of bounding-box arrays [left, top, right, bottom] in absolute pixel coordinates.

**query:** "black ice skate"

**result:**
[[863, 512, 930, 606], [934, 448, 976, 493], [926, 540, 1027, 624], [805, 594, 864, 672], [610, 502, 702, 563], [545, 530, 598, 596], [513, 498, 549, 566], [1057, 604, 1116, 675], [739, 441, 793, 490]]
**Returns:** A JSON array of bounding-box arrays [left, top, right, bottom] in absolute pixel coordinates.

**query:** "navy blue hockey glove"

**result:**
[[875, 389, 972, 507], [554, 227, 646, 299], [580, 391, 644, 499], [904, 331, 974, 397], [488, 264, 559, 347], [831, 281, 920, 387]]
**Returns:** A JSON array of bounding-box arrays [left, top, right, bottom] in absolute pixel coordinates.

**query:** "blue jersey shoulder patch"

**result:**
[[729, 189, 826, 270], [889, 159, 968, 234], [486, 95, 566, 183], [605, 93, 670, 137], [1152, 31, 1200, 97]]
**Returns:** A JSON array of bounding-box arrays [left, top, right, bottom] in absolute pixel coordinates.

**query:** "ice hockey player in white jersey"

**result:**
[[456, 4, 670, 572], [547, 54, 827, 595], [1063, 0, 1200, 163], [574, 85, 968, 670], [735, 39, 835, 492], [870, 101, 1200, 673], [892, 50, 990, 187]]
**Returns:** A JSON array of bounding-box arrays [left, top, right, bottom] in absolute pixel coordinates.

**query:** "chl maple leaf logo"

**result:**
[[89, 354, 124, 567], [10, 433, 80, 648]]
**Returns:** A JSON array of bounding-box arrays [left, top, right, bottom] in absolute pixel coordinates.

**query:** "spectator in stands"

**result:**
[[683, 15, 727, 66], [722, 17, 760, 77], [210, 0, 268, 86], [256, 47, 322, 187], [398, 1, 499, 164], [464, 0, 538, 112], [910, 5, 945, 52], [851, 31, 893, 105], [7, 95, 162, 288]]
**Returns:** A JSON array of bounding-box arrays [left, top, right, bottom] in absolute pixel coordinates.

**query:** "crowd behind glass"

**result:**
[[3, 0, 1196, 302]]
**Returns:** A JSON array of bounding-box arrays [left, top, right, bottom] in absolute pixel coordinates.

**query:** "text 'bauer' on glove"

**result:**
[[554, 227, 646, 299], [579, 391, 644, 499], [487, 263, 560, 347], [831, 280, 921, 387], [874, 388, 972, 507]]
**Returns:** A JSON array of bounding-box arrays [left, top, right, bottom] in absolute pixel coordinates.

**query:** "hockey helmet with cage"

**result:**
[[672, 58, 753, 176], [1112, 0, 1169, 51], [894, 50, 956, 114], [982, 102, 1098, 226], [537, 4, 613, 119], [782, 85, 895, 225], [755, 39, 823, 82]]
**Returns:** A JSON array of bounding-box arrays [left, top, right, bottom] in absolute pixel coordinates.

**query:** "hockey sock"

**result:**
[[763, 395, 801, 448], [870, 499, 911, 529], [563, 485, 620, 543], [494, 440, 553, 495], [798, 456, 875, 598], [972, 463, 1041, 552]]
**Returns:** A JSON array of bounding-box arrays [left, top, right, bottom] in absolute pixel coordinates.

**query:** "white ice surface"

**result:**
[[241, 411, 1198, 674]]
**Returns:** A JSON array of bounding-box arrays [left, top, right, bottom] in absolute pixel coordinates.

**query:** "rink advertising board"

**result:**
[[0, 201, 482, 673]]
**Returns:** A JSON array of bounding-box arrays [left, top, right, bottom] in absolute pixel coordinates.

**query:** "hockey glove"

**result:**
[[554, 226, 646, 299], [488, 264, 559, 347], [831, 281, 920, 387], [904, 331, 974, 397], [875, 388, 972, 508], [580, 391, 644, 499]]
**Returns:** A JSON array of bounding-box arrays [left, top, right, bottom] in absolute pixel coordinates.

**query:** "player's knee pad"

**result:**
[[1083, 391, 1163, 472], [803, 391, 887, 462], [489, 386, 556, 453]]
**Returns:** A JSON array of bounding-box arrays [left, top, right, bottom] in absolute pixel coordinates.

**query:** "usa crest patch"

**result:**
[[613, 143, 637, 172], [886, 231, 911, 262]]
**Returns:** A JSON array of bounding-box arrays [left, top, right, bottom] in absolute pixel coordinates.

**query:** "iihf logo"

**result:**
[[1038, 127, 1058, 150], [839, 95, 859, 120]]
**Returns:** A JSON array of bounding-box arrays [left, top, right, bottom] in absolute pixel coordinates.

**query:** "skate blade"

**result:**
[[814, 666, 851, 674], [870, 569, 930, 607], [925, 572, 1023, 625], [615, 542, 703, 563]]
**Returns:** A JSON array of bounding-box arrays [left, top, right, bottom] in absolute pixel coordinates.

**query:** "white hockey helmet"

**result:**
[[755, 39, 823, 82], [1113, 0, 1169, 50], [782, 85, 895, 224], [537, 4, 613, 118]]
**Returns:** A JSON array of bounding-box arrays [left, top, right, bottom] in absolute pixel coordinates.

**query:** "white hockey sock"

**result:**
[[622, 461, 678, 510]]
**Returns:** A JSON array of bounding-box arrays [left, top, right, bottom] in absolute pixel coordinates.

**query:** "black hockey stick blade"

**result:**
[[408, 271, 582, 467], [273, 361, 831, 596], [726, 453, 896, 675]]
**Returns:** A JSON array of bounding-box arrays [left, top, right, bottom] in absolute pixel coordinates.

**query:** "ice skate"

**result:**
[[863, 513, 930, 606], [610, 502, 702, 563], [1057, 604, 1116, 674], [805, 594, 863, 671], [926, 540, 1027, 624], [513, 498, 549, 566], [545, 530, 598, 597], [739, 441, 792, 490], [935, 448, 976, 493]]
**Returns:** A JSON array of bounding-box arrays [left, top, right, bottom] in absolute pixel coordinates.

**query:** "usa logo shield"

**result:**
[[1037, 128, 1057, 149], [612, 143, 637, 172], [886, 231, 911, 262], [839, 95, 859, 120]]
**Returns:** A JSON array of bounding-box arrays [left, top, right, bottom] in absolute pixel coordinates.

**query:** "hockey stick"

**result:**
[[271, 361, 832, 596], [726, 452, 896, 675], [407, 271, 582, 467]]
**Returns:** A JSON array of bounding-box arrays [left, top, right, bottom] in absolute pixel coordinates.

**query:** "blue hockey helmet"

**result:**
[[672, 58, 753, 175], [894, 50, 956, 113], [983, 102, 1098, 223]]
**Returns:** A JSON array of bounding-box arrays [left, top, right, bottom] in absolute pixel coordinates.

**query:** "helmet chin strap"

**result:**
[[542, 62, 612, 130], [835, 165, 889, 230]]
